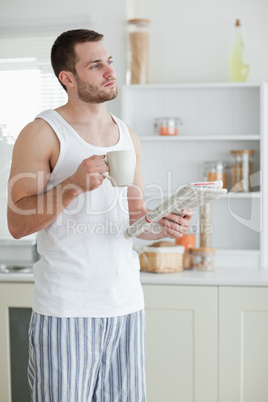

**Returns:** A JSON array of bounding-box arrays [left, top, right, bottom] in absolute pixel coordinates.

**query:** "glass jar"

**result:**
[[204, 161, 228, 189], [199, 203, 212, 248], [192, 247, 216, 271], [176, 234, 195, 269], [230, 150, 254, 192], [154, 117, 182, 136], [126, 19, 150, 85]]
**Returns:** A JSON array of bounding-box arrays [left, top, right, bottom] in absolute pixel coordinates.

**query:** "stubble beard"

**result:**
[[75, 75, 118, 104]]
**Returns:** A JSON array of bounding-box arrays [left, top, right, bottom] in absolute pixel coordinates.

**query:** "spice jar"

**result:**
[[230, 150, 254, 192], [192, 247, 216, 271], [126, 19, 150, 85], [204, 161, 228, 189], [176, 234, 195, 269], [154, 117, 182, 136]]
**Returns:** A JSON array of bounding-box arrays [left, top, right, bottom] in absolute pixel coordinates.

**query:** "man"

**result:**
[[7, 29, 192, 401]]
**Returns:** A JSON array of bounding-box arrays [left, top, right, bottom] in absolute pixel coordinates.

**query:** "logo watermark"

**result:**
[[6, 169, 263, 234]]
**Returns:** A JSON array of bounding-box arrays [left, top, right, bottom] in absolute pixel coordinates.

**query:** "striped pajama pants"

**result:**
[[27, 309, 146, 402]]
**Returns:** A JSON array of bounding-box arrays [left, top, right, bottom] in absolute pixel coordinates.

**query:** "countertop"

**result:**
[[1, 267, 268, 287], [140, 267, 268, 287]]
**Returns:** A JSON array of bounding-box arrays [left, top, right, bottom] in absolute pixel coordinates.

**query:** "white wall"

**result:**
[[1, 0, 267, 100], [0, 0, 127, 117], [127, 0, 268, 84]]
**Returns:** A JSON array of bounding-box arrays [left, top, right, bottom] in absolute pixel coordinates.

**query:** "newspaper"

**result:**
[[124, 181, 227, 239]]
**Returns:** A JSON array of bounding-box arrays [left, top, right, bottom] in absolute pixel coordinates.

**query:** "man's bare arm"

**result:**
[[7, 120, 108, 239]]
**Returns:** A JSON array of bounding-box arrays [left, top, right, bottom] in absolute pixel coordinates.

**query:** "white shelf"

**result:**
[[225, 191, 261, 199], [139, 135, 260, 142], [144, 191, 261, 200], [126, 82, 262, 90], [122, 83, 268, 268]]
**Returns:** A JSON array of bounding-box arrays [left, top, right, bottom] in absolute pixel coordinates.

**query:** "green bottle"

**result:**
[[229, 19, 249, 82]]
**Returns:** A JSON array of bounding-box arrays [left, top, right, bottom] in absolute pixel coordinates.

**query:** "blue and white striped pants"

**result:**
[[27, 309, 146, 402]]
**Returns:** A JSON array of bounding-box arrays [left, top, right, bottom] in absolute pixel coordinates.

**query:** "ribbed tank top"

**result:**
[[32, 109, 144, 318]]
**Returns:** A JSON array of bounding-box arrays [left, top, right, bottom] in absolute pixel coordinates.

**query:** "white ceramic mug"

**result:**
[[103, 150, 136, 187]]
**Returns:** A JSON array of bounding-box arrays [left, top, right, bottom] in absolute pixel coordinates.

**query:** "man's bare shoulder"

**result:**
[[10, 117, 60, 179], [127, 124, 139, 139], [126, 124, 142, 155], [15, 118, 58, 148]]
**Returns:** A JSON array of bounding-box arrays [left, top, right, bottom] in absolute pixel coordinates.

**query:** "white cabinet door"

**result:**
[[0, 282, 34, 402], [219, 287, 268, 402], [143, 285, 218, 402]]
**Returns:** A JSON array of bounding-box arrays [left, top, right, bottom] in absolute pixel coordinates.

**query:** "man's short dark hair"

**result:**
[[51, 29, 104, 91]]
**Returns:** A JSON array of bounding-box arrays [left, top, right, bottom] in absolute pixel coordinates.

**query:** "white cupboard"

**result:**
[[143, 285, 218, 402], [0, 282, 268, 402], [121, 83, 268, 269], [143, 284, 268, 402], [219, 287, 268, 402], [0, 282, 34, 402]]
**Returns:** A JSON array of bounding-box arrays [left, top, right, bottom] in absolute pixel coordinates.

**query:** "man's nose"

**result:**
[[104, 63, 115, 78]]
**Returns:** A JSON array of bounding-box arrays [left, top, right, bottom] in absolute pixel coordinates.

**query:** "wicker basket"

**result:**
[[139, 241, 185, 273]]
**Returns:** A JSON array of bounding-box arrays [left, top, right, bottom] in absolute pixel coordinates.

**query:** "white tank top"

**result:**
[[32, 109, 144, 318]]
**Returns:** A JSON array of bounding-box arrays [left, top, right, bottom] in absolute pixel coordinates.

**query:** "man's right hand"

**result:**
[[70, 155, 109, 193]]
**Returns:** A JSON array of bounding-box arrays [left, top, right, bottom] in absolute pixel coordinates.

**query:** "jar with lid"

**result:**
[[126, 19, 150, 85], [154, 117, 182, 136], [204, 161, 228, 189], [192, 247, 216, 271], [176, 234, 195, 269], [230, 150, 254, 192]]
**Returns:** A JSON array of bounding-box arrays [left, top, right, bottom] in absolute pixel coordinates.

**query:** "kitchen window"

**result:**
[[0, 32, 67, 238]]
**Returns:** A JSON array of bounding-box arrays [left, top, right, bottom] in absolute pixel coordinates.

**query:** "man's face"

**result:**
[[72, 41, 117, 103]]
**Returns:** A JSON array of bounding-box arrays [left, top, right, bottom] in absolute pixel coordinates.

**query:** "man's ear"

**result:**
[[58, 71, 76, 89]]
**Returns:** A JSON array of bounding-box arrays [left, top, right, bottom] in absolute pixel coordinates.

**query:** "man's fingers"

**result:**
[[181, 209, 194, 220], [161, 219, 189, 234], [162, 214, 191, 229], [83, 155, 109, 173], [87, 154, 106, 160]]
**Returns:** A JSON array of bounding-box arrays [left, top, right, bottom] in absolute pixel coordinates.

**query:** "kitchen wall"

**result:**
[[128, 0, 268, 84], [1, 0, 267, 112], [0, 0, 127, 117]]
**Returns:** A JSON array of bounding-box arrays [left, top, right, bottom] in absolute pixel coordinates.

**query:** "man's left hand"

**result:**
[[159, 209, 193, 239]]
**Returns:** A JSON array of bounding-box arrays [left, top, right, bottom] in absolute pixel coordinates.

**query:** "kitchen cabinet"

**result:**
[[143, 285, 218, 402], [0, 281, 268, 401], [121, 83, 268, 269], [143, 284, 268, 402], [219, 287, 268, 402], [0, 282, 34, 402]]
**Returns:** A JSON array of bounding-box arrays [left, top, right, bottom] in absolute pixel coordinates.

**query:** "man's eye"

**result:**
[[91, 64, 99, 70], [108, 60, 113, 65]]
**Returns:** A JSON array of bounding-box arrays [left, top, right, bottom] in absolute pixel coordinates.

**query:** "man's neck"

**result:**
[[57, 98, 108, 124], [55, 98, 119, 147]]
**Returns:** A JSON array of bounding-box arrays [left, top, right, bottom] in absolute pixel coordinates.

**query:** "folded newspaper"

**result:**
[[124, 181, 227, 239]]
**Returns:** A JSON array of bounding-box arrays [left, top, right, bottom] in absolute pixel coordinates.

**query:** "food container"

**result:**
[[154, 117, 182, 136], [126, 19, 150, 84], [230, 150, 254, 192], [192, 247, 216, 271], [204, 161, 228, 189], [176, 234, 195, 269], [139, 241, 185, 273], [199, 203, 212, 248]]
